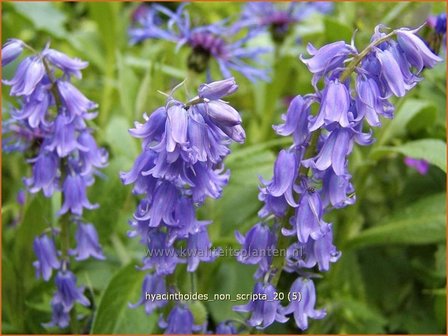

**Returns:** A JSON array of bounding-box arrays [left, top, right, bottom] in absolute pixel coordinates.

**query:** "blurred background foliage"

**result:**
[[1, 1, 446, 334]]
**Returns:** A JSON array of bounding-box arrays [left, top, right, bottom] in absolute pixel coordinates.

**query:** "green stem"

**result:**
[[339, 31, 396, 82]]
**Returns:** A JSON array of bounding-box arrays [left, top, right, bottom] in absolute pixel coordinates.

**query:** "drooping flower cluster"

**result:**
[[122, 78, 245, 333], [129, 3, 269, 81], [2, 39, 107, 328], [234, 2, 333, 43], [234, 24, 442, 330]]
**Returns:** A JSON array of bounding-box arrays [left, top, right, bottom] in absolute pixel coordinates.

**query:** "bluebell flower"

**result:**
[[45, 115, 88, 157], [57, 80, 97, 121], [43, 297, 70, 329], [141, 230, 184, 275], [396, 27, 443, 70], [3, 39, 106, 329], [129, 273, 167, 314], [11, 83, 52, 128], [25, 150, 59, 197], [300, 41, 355, 84], [282, 188, 330, 243], [273, 95, 311, 145], [186, 227, 219, 272], [4, 56, 45, 96], [123, 78, 245, 322], [42, 48, 88, 78], [59, 174, 98, 216], [33, 234, 61, 281], [235, 222, 276, 266], [159, 304, 202, 334], [216, 321, 238, 334], [258, 149, 300, 218], [280, 278, 326, 330], [309, 79, 351, 131], [70, 222, 105, 261], [54, 271, 89, 310], [2, 38, 24, 66], [233, 282, 288, 328], [129, 4, 269, 81]]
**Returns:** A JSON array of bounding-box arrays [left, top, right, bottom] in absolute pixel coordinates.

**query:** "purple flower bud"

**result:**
[[43, 48, 88, 78], [198, 77, 238, 100], [33, 234, 61, 281], [435, 13, 446, 34], [43, 296, 70, 329], [159, 305, 201, 334], [281, 278, 326, 330], [310, 80, 350, 131], [59, 174, 98, 216], [129, 273, 167, 314], [404, 157, 429, 175], [205, 100, 242, 127], [70, 223, 105, 261], [233, 282, 288, 328], [235, 223, 275, 265], [2, 39, 24, 66], [219, 124, 246, 143], [274, 95, 310, 145], [4, 56, 45, 96], [25, 150, 59, 197], [54, 271, 90, 310], [396, 29, 442, 71]]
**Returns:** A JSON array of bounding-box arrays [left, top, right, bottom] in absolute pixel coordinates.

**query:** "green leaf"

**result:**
[[346, 193, 446, 249], [91, 264, 157, 334], [10, 2, 67, 38], [324, 17, 353, 42], [371, 139, 446, 172], [377, 99, 437, 146], [206, 262, 256, 323]]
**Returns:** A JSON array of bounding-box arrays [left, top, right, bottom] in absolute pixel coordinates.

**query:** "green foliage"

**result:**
[[1, 1, 446, 334], [92, 264, 158, 334]]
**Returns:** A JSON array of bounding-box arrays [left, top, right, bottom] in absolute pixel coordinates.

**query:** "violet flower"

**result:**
[[122, 78, 245, 329], [2, 39, 107, 329], [234, 24, 441, 331], [235, 2, 333, 43], [128, 4, 269, 81]]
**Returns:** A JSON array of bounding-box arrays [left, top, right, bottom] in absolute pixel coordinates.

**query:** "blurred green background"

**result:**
[[1, 1, 446, 334]]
